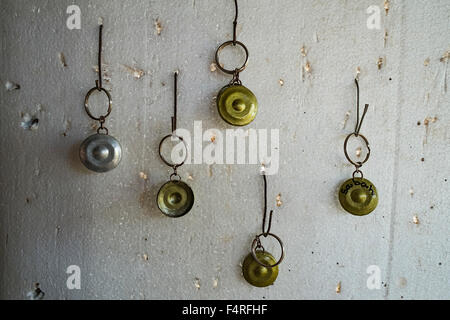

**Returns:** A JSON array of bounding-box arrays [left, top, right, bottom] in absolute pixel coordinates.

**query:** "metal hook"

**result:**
[[95, 24, 103, 90], [354, 78, 369, 136], [233, 0, 238, 45], [262, 173, 274, 237], [171, 71, 178, 133]]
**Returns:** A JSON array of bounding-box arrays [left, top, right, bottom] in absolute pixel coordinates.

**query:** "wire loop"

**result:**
[[354, 78, 369, 136], [251, 233, 285, 268], [83, 24, 112, 132], [215, 40, 249, 75], [158, 72, 187, 172], [262, 173, 274, 237]]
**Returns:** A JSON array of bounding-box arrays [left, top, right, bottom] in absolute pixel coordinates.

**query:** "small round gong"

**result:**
[[339, 178, 378, 216], [157, 180, 194, 218], [217, 85, 258, 126], [79, 133, 122, 173], [243, 251, 279, 288]]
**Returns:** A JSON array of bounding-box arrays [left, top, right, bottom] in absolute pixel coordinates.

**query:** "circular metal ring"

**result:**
[[97, 126, 109, 135], [353, 169, 364, 180], [159, 134, 188, 169], [251, 233, 285, 268], [84, 87, 112, 121], [344, 133, 371, 168], [215, 40, 249, 75], [170, 173, 182, 182]]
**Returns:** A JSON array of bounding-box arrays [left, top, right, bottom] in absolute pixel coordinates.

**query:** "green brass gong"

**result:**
[[217, 85, 258, 126], [157, 180, 194, 218], [243, 251, 279, 288], [339, 178, 378, 216]]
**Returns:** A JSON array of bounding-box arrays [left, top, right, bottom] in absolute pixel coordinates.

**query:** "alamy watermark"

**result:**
[[66, 5, 81, 30], [367, 5, 381, 30], [66, 265, 81, 290], [166, 121, 279, 175], [366, 265, 382, 290]]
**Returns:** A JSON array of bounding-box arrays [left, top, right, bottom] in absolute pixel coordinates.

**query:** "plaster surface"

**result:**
[[0, 0, 449, 299]]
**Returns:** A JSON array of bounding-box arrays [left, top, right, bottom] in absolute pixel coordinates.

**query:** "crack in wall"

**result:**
[[384, 0, 406, 300]]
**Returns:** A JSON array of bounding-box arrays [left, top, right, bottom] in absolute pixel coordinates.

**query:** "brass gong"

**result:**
[[217, 85, 258, 126], [339, 178, 378, 216], [243, 251, 279, 288], [79, 133, 122, 173], [157, 180, 194, 218]]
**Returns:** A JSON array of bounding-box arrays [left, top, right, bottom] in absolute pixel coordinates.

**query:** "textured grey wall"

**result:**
[[0, 0, 449, 300]]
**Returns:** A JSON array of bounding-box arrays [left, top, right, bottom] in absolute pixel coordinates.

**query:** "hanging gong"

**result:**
[[217, 85, 258, 126], [338, 177, 378, 216], [157, 180, 194, 218], [243, 251, 279, 288], [79, 133, 122, 173]]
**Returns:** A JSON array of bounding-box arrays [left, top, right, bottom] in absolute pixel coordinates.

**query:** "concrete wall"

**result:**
[[0, 0, 448, 300]]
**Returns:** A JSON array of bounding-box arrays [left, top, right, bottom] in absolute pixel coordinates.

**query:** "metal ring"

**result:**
[[97, 126, 109, 135], [170, 173, 182, 182], [251, 233, 285, 268], [344, 133, 371, 168], [159, 134, 188, 169], [352, 169, 364, 180], [84, 87, 112, 121], [215, 40, 249, 74]]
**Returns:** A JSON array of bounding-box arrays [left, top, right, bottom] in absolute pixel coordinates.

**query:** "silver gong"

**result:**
[[79, 134, 122, 173]]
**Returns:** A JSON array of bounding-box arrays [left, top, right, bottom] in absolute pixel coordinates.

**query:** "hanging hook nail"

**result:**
[[354, 78, 369, 136], [171, 71, 178, 133], [262, 172, 274, 237], [233, 0, 238, 45], [96, 24, 103, 90]]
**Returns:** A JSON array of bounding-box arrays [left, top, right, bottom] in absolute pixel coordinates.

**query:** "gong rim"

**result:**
[[156, 180, 194, 218], [338, 177, 378, 216], [79, 133, 122, 173], [242, 251, 279, 288], [217, 85, 258, 126]]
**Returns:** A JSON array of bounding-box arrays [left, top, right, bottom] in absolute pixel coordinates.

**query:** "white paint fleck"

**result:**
[[313, 32, 319, 43], [121, 64, 145, 79], [63, 118, 71, 136], [194, 278, 201, 290], [139, 172, 148, 180], [21, 113, 39, 131], [342, 111, 351, 129], [260, 164, 266, 174], [5, 81, 20, 91], [26, 283, 44, 300]]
